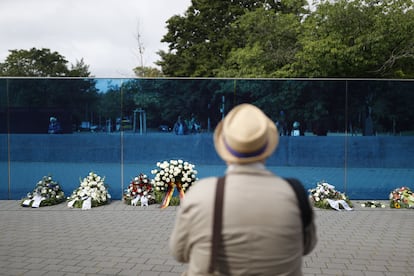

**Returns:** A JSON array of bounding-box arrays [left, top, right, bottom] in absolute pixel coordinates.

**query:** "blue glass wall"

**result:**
[[1, 78, 414, 200]]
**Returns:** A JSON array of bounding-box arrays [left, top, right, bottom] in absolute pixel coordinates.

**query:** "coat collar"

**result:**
[[226, 162, 274, 176]]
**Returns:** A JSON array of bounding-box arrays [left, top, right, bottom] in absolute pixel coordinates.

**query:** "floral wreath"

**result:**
[[67, 172, 111, 209], [360, 201, 386, 208], [309, 181, 353, 210], [123, 173, 154, 206], [389, 186, 414, 208], [151, 159, 198, 208], [21, 175, 65, 207]]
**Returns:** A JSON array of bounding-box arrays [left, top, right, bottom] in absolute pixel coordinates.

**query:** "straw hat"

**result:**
[[214, 103, 279, 164]]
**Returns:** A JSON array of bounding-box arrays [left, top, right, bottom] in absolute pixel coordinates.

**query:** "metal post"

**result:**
[[133, 110, 137, 132], [139, 111, 143, 135], [221, 95, 225, 120]]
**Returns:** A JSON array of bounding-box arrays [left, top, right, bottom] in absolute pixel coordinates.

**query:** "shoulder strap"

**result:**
[[284, 178, 312, 236], [209, 176, 225, 274]]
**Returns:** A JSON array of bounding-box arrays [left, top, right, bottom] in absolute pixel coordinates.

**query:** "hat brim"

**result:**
[[214, 118, 279, 164]]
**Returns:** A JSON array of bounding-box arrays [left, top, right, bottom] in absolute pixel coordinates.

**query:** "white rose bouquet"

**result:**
[[67, 172, 111, 209], [21, 175, 65, 207], [309, 181, 353, 210], [151, 159, 198, 208]]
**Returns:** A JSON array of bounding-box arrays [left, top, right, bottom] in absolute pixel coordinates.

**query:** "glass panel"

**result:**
[[0, 79, 8, 199], [1, 78, 413, 201], [345, 80, 414, 199]]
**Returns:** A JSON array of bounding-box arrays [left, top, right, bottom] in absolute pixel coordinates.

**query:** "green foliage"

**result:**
[[1, 48, 98, 128], [216, 8, 303, 77], [133, 66, 163, 77], [154, 191, 181, 206], [277, 0, 414, 78], [157, 0, 307, 77], [0, 48, 91, 77], [158, 0, 414, 79]]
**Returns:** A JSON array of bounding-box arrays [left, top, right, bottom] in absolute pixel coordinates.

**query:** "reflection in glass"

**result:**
[[0, 78, 413, 200]]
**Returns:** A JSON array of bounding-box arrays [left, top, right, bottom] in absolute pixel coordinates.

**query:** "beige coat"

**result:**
[[169, 163, 317, 275]]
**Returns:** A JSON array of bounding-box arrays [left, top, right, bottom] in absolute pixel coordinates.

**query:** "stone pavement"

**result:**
[[0, 200, 412, 276]]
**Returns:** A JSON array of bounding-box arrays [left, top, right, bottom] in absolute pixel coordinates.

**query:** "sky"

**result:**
[[0, 0, 192, 77]]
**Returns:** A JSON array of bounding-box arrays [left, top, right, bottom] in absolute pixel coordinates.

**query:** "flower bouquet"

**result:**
[[309, 181, 353, 210], [67, 172, 111, 209], [123, 173, 155, 206], [151, 159, 198, 208], [389, 186, 414, 208], [360, 201, 386, 208], [21, 175, 65, 208]]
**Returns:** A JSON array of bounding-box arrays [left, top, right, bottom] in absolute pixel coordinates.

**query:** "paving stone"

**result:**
[[0, 200, 413, 275]]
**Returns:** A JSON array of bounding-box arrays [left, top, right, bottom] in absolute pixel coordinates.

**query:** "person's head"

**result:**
[[214, 103, 279, 164]]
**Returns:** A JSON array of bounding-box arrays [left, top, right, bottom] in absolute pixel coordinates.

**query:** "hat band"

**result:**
[[224, 138, 268, 158]]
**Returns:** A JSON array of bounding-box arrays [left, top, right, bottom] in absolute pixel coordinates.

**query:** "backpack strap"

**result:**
[[209, 176, 226, 274], [284, 178, 312, 241]]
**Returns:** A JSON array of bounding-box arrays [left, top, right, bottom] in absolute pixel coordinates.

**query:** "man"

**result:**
[[170, 103, 317, 275]]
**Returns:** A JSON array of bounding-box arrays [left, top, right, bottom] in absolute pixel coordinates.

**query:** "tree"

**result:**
[[157, 0, 307, 77], [0, 48, 98, 130], [277, 0, 414, 78], [216, 7, 304, 77], [68, 58, 92, 77], [133, 66, 163, 77], [0, 47, 92, 77], [132, 23, 164, 78]]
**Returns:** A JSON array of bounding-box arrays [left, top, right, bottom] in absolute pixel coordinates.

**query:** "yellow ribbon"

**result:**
[[160, 182, 186, 209]]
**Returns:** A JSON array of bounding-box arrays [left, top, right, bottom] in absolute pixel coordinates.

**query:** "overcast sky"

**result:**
[[0, 0, 191, 77]]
